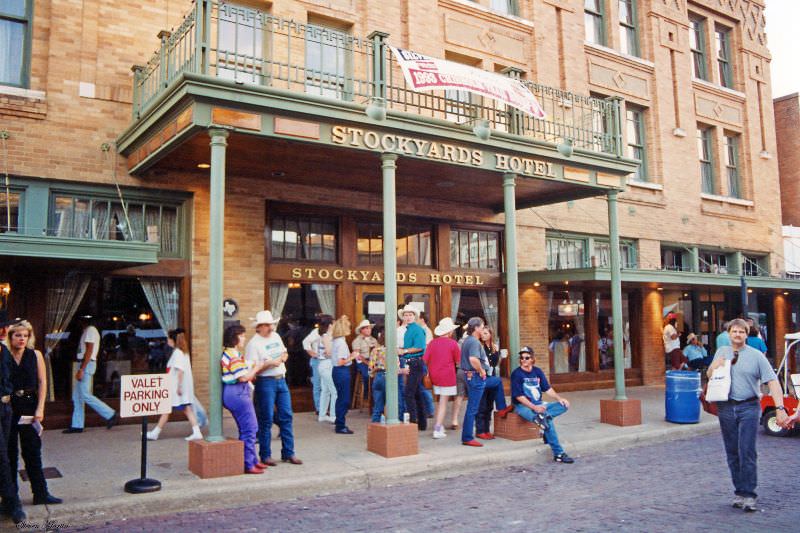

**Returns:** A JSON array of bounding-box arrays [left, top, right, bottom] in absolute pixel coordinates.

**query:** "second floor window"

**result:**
[[593, 239, 637, 269], [724, 134, 740, 199], [626, 107, 647, 181], [715, 26, 733, 89], [271, 215, 337, 261], [697, 127, 715, 194], [700, 251, 728, 274], [618, 0, 639, 56], [584, 0, 605, 46], [547, 237, 585, 270], [661, 248, 685, 271], [0, 0, 31, 87], [490, 0, 518, 16], [217, 3, 266, 84], [689, 17, 707, 80], [0, 191, 20, 233], [450, 229, 500, 270], [305, 23, 351, 100], [742, 255, 766, 277], [357, 222, 433, 267]]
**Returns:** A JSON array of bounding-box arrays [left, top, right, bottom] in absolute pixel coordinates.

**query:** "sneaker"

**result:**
[[462, 440, 483, 447], [432, 430, 446, 439], [476, 432, 495, 440], [742, 497, 757, 512], [732, 495, 744, 509], [62, 427, 83, 434], [146, 430, 159, 441], [106, 412, 119, 430], [185, 431, 203, 441], [532, 413, 549, 431], [554, 453, 574, 464]]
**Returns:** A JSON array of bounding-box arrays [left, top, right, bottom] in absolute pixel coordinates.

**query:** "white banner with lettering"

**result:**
[[390, 47, 546, 118]]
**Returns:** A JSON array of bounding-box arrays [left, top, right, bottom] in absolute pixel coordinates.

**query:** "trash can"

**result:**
[[665, 370, 701, 423]]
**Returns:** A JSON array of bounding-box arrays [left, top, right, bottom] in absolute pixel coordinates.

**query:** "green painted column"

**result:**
[[206, 126, 231, 442], [382, 152, 400, 424], [503, 173, 521, 370], [607, 191, 627, 401]]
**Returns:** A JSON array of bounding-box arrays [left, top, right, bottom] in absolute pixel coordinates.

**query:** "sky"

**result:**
[[765, 0, 799, 98]]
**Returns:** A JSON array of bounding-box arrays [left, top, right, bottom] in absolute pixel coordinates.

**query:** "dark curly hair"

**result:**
[[223, 324, 246, 348]]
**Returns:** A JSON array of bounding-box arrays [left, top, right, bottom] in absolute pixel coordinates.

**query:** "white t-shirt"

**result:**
[[245, 332, 287, 378], [167, 348, 194, 407], [663, 324, 680, 352], [78, 325, 101, 361], [302, 328, 321, 357]]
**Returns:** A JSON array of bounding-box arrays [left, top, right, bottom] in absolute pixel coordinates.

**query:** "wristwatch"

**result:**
[[776, 406, 787, 412]]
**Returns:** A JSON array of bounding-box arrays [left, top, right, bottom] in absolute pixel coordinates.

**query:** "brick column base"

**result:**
[[366, 423, 419, 458], [494, 412, 541, 441], [188, 438, 244, 478], [600, 398, 642, 426]]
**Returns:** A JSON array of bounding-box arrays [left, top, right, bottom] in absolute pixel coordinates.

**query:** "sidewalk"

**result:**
[[23, 385, 718, 529]]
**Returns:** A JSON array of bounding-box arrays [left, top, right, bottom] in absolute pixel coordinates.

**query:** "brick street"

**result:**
[[61, 431, 799, 533]]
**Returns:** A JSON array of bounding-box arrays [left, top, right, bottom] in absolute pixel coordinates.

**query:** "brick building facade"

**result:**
[[2, 0, 798, 422]]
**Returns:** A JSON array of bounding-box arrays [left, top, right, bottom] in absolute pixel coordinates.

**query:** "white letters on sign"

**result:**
[[120, 374, 173, 418]]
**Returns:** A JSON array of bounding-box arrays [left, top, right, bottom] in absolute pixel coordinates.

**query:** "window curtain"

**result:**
[[91, 201, 110, 240], [419, 231, 432, 266], [140, 278, 180, 334], [127, 204, 144, 241], [312, 283, 336, 316], [478, 289, 499, 335], [160, 207, 178, 253], [0, 20, 23, 85], [44, 274, 91, 402], [269, 282, 289, 317], [451, 288, 461, 320]]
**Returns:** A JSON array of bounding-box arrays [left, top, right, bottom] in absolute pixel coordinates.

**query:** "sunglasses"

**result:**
[[732, 351, 739, 366], [520, 355, 533, 360]]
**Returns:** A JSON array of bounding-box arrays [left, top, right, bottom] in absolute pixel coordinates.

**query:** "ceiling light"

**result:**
[[657, 287, 663, 291], [271, 171, 286, 177], [783, 291, 789, 296], [533, 281, 540, 287], [197, 163, 210, 169]]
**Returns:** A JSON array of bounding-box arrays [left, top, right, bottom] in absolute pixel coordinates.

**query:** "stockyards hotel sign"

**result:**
[[391, 47, 546, 118]]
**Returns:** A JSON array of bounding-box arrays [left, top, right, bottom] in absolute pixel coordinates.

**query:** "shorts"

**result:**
[[455, 369, 467, 397], [172, 403, 191, 412], [433, 385, 457, 396]]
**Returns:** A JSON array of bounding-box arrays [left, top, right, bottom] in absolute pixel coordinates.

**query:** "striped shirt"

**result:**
[[221, 348, 248, 384]]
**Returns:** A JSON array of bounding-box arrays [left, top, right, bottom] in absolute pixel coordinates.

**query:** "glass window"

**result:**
[[596, 292, 631, 370], [305, 22, 351, 100], [742, 255, 765, 277], [548, 290, 586, 373], [546, 236, 586, 270], [715, 26, 733, 88], [661, 248, 685, 271], [618, 0, 639, 57], [0, 190, 20, 233], [450, 229, 500, 270], [593, 239, 637, 269], [689, 17, 707, 80], [356, 221, 432, 266], [216, 3, 266, 84], [697, 127, 714, 194], [271, 214, 337, 262], [584, 0, 605, 45], [626, 106, 647, 181], [0, 0, 30, 87], [490, 0, 518, 16], [700, 251, 728, 274], [724, 134, 740, 199]]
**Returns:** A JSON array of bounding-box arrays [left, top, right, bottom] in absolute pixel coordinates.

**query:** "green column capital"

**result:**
[[208, 125, 232, 142], [381, 152, 399, 164]]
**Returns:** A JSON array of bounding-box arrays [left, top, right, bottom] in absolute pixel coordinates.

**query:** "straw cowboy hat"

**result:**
[[433, 317, 458, 336], [686, 333, 697, 343], [355, 319, 374, 332], [397, 304, 420, 320], [252, 310, 279, 326]]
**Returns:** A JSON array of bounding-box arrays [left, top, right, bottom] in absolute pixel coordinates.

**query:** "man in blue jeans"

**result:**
[[245, 310, 303, 466], [707, 318, 786, 512], [460, 317, 507, 447], [370, 347, 408, 422], [508, 346, 574, 463]]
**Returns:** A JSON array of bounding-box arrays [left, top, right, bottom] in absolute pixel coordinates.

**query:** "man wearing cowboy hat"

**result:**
[[398, 304, 428, 431], [245, 310, 302, 466], [0, 312, 26, 523], [684, 333, 710, 370], [351, 319, 377, 401]]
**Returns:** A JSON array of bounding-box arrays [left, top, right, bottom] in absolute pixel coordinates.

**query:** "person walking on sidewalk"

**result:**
[[423, 317, 460, 439], [147, 328, 202, 441], [507, 346, 574, 463], [6, 321, 62, 505], [707, 318, 787, 512], [246, 311, 303, 466], [0, 313, 26, 524], [399, 305, 428, 431], [63, 316, 118, 434], [221, 324, 270, 474], [460, 317, 507, 447], [331, 316, 356, 434]]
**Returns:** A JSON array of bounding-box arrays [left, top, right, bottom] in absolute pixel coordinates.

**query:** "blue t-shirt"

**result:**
[[684, 344, 707, 362], [716, 331, 731, 348], [460, 335, 488, 371], [402, 322, 427, 357], [745, 336, 767, 354], [510, 366, 551, 406]]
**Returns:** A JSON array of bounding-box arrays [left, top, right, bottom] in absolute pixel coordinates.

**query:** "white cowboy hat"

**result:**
[[356, 319, 374, 332], [252, 310, 279, 326], [434, 317, 458, 336], [397, 304, 420, 320]]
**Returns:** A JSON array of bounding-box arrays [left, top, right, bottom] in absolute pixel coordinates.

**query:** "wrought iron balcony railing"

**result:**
[[131, 0, 623, 157]]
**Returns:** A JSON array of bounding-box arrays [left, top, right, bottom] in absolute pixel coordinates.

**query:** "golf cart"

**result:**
[[760, 332, 800, 437]]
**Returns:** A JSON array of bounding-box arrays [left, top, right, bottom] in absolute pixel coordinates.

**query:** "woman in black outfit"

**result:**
[[475, 326, 502, 438], [6, 321, 61, 505]]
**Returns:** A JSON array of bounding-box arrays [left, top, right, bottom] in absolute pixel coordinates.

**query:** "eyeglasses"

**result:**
[[732, 351, 739, 366], [520, 355, 533, 360]]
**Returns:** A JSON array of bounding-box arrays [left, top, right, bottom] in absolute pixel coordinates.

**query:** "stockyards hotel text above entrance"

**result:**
[[288, 266, 491, 286]]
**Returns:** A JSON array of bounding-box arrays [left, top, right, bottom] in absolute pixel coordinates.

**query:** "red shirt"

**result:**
[[423, 337, 460, 387]]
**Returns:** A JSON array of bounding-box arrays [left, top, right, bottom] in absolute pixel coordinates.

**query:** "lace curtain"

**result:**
[[140, 278, 180, 334], [44, 274, 91, 401], [312, 284, 336, 316], [478, 289, 499, 334], [451, 288, 461, 320], [270, 283, 289, 317]]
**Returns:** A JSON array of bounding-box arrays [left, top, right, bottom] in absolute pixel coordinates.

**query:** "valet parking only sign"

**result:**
[[120, 374, 172, 418]]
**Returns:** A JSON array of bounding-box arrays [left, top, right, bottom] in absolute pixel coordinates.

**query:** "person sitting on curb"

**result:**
[[505, 346, 574, 464]]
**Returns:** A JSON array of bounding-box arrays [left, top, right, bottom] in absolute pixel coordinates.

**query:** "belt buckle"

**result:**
[[0, 395, 10, 404]]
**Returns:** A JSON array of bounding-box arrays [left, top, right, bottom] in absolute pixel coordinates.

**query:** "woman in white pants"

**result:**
[[317, 319, 337, 423]]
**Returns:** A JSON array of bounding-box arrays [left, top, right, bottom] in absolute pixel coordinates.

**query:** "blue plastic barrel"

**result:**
[[665, 370, 701, 423]]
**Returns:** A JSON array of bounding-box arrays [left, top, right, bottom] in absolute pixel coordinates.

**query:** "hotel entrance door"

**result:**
[[355, 285, 438, 343]]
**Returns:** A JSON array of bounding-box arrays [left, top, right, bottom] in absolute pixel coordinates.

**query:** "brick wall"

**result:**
[[775, 94, 800, 227]]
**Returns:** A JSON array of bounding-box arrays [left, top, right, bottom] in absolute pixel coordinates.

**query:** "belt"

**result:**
[[256, 375, 285, 380], [14, 389, 35, 397], [0, 396, 10, 404], [402, 355, 423, 361], [727, 397, 758, 404]]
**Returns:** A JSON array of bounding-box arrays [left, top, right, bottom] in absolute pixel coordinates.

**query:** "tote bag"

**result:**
[[705, 359, 732, 402]]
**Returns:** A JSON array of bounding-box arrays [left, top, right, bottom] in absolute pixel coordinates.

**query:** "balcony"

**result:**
[[0, 230, 160, 264], [130, 1, 623, 158]]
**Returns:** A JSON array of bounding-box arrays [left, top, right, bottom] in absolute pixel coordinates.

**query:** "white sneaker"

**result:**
[[432, 430, 446, 439], [732, 495, 744, 508], [742, 497, 757, 512], [185, 431, 203, 441], [146, 430, 159, 441], [327, 416, 336, 423]]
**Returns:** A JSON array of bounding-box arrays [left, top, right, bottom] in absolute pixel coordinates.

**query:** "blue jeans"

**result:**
[[476, 377, 508, 434], [355, 362, 370, 399], [462, 373, 505, 442], [717, 399, 760, 498], [371, 372, 406, 422], [253, 377, 295, 461], [332, 365, 351, 431], [223, 382, 259, 470], [309, 357, 321, 412], [403, 358, 427, 430], [71, 361, 115, 429], [515, 402, 568, 456]]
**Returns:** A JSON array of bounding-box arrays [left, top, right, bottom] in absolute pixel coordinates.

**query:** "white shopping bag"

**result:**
[[705, 359, 732, 402]]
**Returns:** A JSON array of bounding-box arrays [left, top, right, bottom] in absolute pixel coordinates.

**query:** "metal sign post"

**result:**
[[120, 374, 172, 494]]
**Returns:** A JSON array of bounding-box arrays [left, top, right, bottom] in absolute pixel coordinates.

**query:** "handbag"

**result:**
[[705, 359, 731, 402], [422, 373, 432, 389], [700, 382, 719, 416]]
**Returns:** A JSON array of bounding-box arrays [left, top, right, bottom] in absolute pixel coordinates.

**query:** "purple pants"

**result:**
[[223, 381, 258, 470]]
